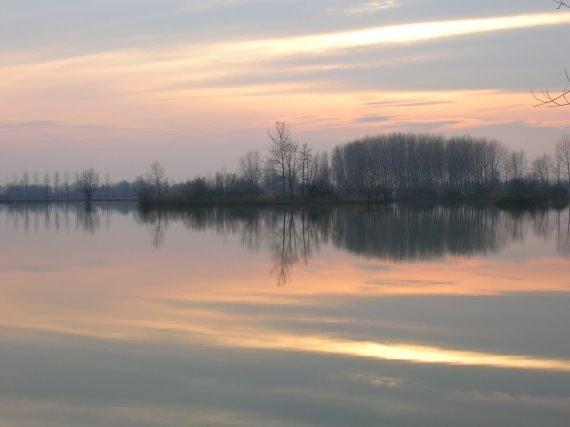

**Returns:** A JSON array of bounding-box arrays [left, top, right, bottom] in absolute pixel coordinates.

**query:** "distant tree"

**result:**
[[313, 151, 331, 194], [531, 153, 554, 185], [134, 175, 150, 199], [556, 135, 570, 185], [43, 173, 51, 200], [239, 151, 262, 188], [267, 122, 298, 198], [54, 171, 61, 196], [147, 161, 167, 199], [267, 122, 290, 197], [76, 168, 100, 203], [298, 143, 313, 197], [22, 172, 30, 198], [63, 172, 70, 198], [331, 146, 345, 196], [504, 150, 528, 182], [104, 173, 111, 199]]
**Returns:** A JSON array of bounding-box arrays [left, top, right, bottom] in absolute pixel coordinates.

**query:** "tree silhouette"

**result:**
[[76, 168, 100, 203]]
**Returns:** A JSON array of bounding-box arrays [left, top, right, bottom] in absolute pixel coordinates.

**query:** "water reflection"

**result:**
[[135, 205, 570, 257], [0, 202, 125, 233], [135, 204, 570, 285], [1, 202, 570, 427], [3, 202, 570, 286]]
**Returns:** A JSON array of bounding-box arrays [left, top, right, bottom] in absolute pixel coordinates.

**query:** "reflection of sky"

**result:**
[[0, 204, 569, 426]]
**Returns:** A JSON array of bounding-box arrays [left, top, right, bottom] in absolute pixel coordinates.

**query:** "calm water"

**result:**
[[1, 203, 569, 427]]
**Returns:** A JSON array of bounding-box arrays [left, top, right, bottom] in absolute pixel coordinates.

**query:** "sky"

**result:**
[[1, 0, 569, 180]]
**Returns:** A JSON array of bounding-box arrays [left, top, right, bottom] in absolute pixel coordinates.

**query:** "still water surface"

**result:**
[[1, 203, 569, 426]]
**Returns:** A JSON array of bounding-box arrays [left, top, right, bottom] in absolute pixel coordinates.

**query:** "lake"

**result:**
[[0, 203, 569, 426]]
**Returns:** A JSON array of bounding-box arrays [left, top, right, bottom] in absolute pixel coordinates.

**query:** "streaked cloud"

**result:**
[[213, 12, 570, 57]]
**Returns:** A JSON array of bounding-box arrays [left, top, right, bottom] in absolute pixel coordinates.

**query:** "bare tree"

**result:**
[[43, 173, 51, 200], [76, 168, 100, 203], [54, 171, 61, 195], [504, 150, 528, 182], [63, 172, 70, 199], [557, 135, 570, 185], [267, 122, 298, 198], [22, 172, 30, 198], [298, 143, 313, 197], [331, 146, 345, 196], [104, 173, 111, 199], [239, 151, 262, 187], [531, 153, 554, 185], [147, 161, 167, 199]]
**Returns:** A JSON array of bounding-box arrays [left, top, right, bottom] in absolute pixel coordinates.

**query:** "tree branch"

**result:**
[[533, 71, 570, 107], [533, 2, 570, 106]]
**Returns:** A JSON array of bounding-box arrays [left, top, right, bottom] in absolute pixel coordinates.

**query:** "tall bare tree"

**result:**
[[54, 171, 61, 196], [504, 150, 528, 182], [331, 146, 345, 196], [76, 168, 100, 203], [298, 143, 313, 197], [43, 173, 51, 200], [239, 151, 262, 187], [63, 172, 70, 198], [22, 172, 30, 198], [104, 173, 111, 199], [147, 161, 167, 199], [267, 122, 298, 198], [556, 135, 570, 185], [531, 153, 554, 184]]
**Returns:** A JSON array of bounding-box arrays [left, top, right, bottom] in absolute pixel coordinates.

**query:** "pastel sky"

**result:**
[[1, 0, 569, 179]]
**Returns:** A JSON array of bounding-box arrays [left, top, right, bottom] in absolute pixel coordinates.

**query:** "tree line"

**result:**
[[138, 124, 570, 205], [0, 168, 137, 202], [2, 125, 569, 205]]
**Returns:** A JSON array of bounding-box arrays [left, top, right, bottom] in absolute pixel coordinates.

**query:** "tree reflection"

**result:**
[[134, 204, 570, 286], [75, 203, 100, 234], [0, 202, 125, 234], [2, 203, 568, 286], [556, 206, 570, 255]]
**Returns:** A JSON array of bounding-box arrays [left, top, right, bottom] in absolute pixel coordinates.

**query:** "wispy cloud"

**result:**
[[364, 100, 455, 107], [352, 114, 392, 124], [216, 12, 570, 58], [175, 0, 255, 14], [1, 5, 569, 176], [340, 0, 400, 15]]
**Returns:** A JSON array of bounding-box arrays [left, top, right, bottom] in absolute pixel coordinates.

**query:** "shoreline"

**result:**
[[0, 198, 137, 204], [1, 197, 568, 209], [139, 196, 570, 209]]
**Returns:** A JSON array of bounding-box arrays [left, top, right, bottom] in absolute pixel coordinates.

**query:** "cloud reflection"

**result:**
[[214, 331, 570, 372]]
